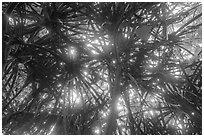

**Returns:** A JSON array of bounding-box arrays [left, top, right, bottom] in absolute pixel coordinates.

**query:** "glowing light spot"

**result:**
[[117, 99, 124, 111], [130, 59, 134, 62], [174, 120, 183, 129], [198, 43, 201, 47], [60, 62, 65, 66], [117, 105, 123, 111], [42, 94, 48, 99], [124, 33, 128, 38], [48, 104, 53, 108], [101, 111, 108, 118], [99, 72, 102, 76], [57, 83, 62, 87], [171, 26, 178, 32], [178, 124, 182, 129], [87, 44, 92, 47], [59, 99, 63, 103], [112, 60, 116, 64], [66, 47, 77, 59], [149, 65, 153, 68], [34, 127, 38, 132], [191, 112, 195, 115], [70, 48, 76, 56], [82, 35, 86, 39], [150, 110, 154, 116], [105, 41, 110, 45], [160, 46, 165, 50], [122, 127, 126, 132], [8, 16, 15, 25], [83, 70, 88, 76], [186, 54, 193, 60], [152, 82, 156, 85], [94, 127, 100, 134], [93, 39, 99, 44], [91, 50, 99, 55], [150, 98, 155, 103], [56, 74, 61, 77], [102, 113, 107, 118], [174, 71, 180, 75], [8, 16, 12, 21]]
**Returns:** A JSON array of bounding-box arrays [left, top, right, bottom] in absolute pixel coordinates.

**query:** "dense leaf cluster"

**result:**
[[2, 2, 202, 135]]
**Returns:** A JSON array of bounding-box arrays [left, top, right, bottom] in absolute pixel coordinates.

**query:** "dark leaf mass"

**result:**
[[2, 2, 202, 135]]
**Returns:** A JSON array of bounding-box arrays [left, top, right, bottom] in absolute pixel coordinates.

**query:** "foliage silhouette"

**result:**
[[2, 2, 202, 135]]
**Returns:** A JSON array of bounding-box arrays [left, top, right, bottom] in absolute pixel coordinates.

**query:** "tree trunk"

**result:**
[[105, 66, 121, 134]]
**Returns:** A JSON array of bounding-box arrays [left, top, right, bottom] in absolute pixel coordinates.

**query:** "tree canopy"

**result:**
[[2, 2, 202, 135]]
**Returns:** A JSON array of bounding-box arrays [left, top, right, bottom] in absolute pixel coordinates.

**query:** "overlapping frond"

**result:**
[[2, 2, 202, 135]]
